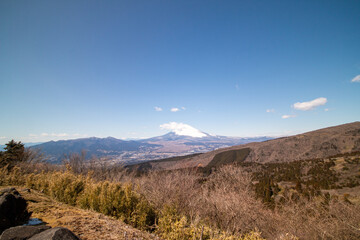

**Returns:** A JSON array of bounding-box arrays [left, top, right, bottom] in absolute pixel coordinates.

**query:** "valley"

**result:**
[[31, 132, 272, 164]]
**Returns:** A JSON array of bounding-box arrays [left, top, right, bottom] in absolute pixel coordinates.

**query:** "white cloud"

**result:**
[[169, 107, 186, 112], [154, 106, 163, 112], [41, 133, 49, 136], [292, 97, 327, 111], [0, 136, 6, 139], [72, 133, 88, 137], [282, 115, 296, 119], [170, 107, 180, 112], [160, 122, 207, 138], [351, 75, 360, 82], [266, 109, 275, 113], [324, 108, 329, 112]]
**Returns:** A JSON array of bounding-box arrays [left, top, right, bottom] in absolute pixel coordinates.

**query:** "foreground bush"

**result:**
[[156, 205, 266, 240], [78, 180, 155, 228], [0, 166, 155, 230]]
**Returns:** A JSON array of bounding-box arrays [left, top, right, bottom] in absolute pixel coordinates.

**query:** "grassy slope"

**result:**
[[1, 187, 158, 240], [132, 121, 360, 171]]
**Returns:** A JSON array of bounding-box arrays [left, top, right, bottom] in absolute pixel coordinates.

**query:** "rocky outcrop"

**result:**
[[28, 227, 80, 240], [0, 188, 31, 233], [0, 225, 80, 240], [0, 225, 51, 240], [0, 225, 81, 240]]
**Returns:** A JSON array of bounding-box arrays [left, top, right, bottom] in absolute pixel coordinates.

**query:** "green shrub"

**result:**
[[1, 167, 155, 230], [77, 179, 155, 229]]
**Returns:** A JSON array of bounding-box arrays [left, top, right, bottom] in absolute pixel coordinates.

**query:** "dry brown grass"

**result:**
[[135, 165, 360, 240], [274, 196, 360, 240], [198, 166, 277, 237], [136, 166, 278, 238]]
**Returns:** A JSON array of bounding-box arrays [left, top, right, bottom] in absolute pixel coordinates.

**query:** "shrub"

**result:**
[[78, 179, 155, 229], [2, 167, 155, 230]]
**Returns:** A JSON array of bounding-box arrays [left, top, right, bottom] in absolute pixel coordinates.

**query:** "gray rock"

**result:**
[[0, 225, 50, 240], [0, 188, 31, 233], [29, 227, 80, 240]]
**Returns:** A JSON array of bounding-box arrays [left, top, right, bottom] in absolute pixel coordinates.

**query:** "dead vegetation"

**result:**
[[135, 164, 360, 239], [1, 143, 360, 239]]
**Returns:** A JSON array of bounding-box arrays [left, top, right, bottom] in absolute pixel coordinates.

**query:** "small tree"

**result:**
[[0, 140, 26, 168]]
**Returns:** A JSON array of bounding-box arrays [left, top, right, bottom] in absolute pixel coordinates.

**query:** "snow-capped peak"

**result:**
[[160, 122, 207, 138]]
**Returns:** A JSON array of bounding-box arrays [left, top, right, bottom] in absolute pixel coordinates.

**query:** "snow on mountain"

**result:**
[[160, 122, 207, 138]]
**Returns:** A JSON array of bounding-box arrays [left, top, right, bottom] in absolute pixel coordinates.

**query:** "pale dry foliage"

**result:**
[[137, 166, 278, 238], [198, 166, 277, 237], [275, 196, 360, 239], [136, 168, 201, 216], [135, 165, 360, 240]]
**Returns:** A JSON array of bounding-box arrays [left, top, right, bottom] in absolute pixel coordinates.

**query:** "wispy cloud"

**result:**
[[351, 75, 360, 82], [292, 97, 327, 111], [71, 133, 88, 138], [324, 108, 329, 112], [170, 106, 186, 112], [41, 133, 68, 137], [53, 133, 68, 137], [282, 115, 296, 119], [0, 136, 6, 139], [154, 106, 163, 112], [266, 109, 275, 113]]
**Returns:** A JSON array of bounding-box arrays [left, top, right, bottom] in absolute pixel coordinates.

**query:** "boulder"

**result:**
[[0, 225, 51, 240], [0, 188, 31, 233], [28, 227, 80, 240]]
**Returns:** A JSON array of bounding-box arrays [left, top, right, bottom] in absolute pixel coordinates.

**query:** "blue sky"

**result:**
[[1, 0, 359, 144]]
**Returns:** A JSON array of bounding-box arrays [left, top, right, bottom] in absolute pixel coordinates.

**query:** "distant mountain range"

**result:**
[[129, 121, 360, 171], [31, 131, 273, 164]]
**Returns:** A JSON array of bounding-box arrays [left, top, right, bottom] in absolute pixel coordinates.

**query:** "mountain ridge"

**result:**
[[130, 121, 360, 171], [31, 132, 272, 164]]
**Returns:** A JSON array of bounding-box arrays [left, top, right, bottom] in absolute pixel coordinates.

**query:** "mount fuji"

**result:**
[[31, 124, 273, 164]]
